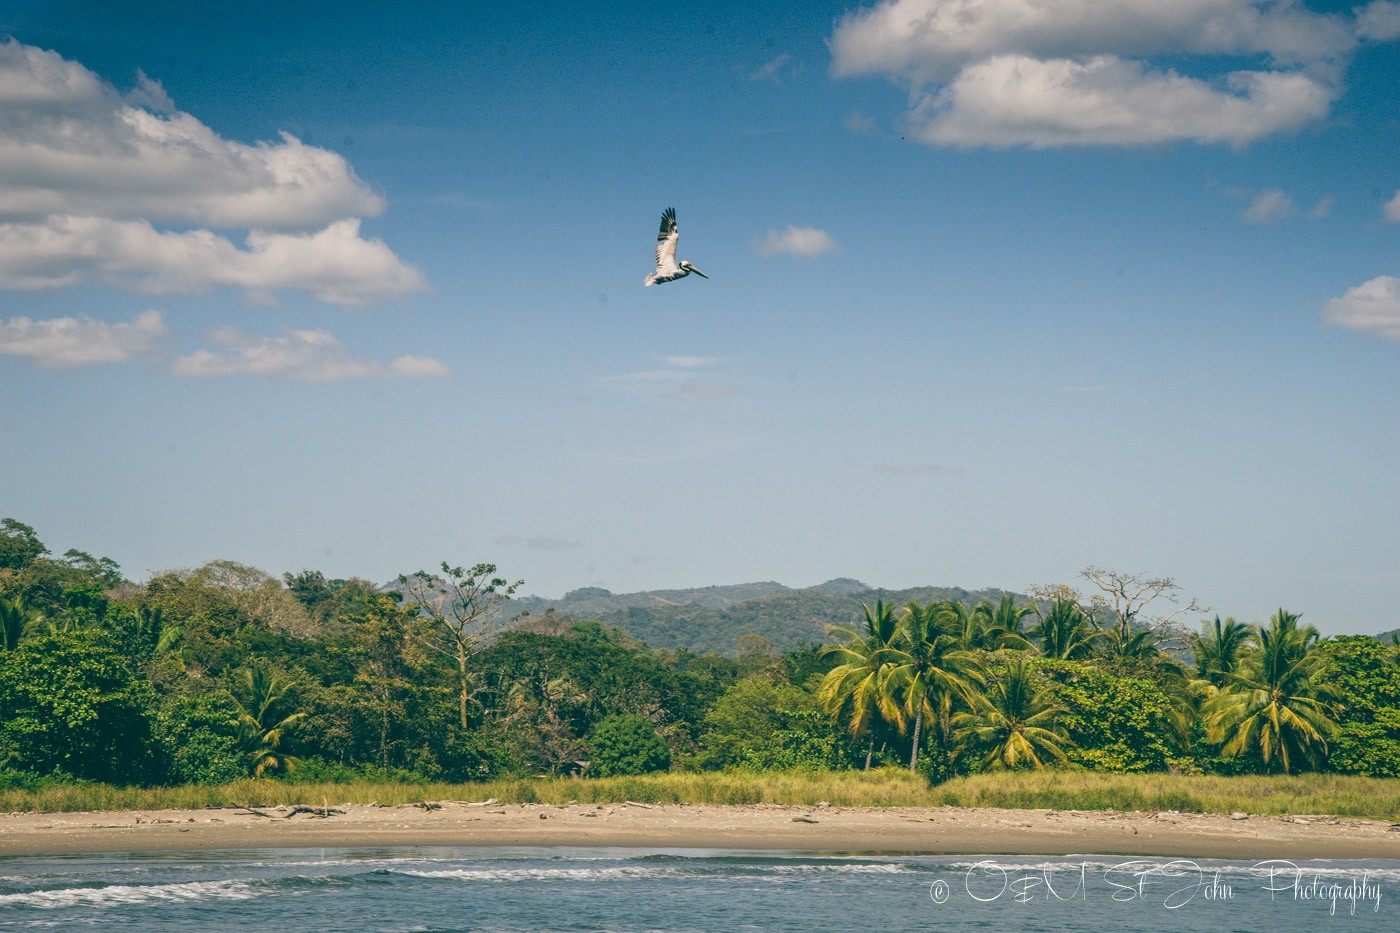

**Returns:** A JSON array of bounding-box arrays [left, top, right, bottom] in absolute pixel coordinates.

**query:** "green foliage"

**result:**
[[229, 665, 306, 777], [0, 632, 155, 783], [695, 676, 854, 771], [953, 656, 1073, 771], [1037, 659, 1181, 772], [275, 757, 433, 785], [153, 693, 245, 785], [587, 714, 671, 776], [1203, 610, 1337, 774], [0, 518, 47, 571], [1317, 635, 1400, 777]]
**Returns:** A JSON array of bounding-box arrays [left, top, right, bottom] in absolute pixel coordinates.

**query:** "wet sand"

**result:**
[[3, 801, 1398, 859]]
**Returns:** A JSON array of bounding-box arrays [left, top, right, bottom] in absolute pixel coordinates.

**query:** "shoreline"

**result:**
[[2, 802, 1398, 860]]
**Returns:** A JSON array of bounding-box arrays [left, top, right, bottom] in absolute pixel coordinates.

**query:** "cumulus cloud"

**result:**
[[1385, 190, 1400, 222], [913, 54, 1330, 148], [0, 41, 382, 228], [0, 309, 168, 368], [0, 40, 423, 306], [1323, 276, 1400, 340], [1356, 1, 1400, 40], [752, 225, 840, 258], [874, 462, 965, 477], [0, 217, 425, 305], [828, 0, 1381, 148], [170, 327, 450, 381], [1242, 188, 1296, 223]]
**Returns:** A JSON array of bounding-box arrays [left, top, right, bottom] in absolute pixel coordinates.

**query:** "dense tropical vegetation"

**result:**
[[2, 517, 1398, 801]]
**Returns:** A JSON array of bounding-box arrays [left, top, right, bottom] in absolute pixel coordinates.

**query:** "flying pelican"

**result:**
[[644, 207, 708, 286]]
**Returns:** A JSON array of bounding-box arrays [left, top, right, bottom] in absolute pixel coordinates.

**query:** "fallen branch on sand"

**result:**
[[283, 805, 345, 819]]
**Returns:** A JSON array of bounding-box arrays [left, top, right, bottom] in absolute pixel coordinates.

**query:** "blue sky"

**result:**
[[1, 1, 1398, 634]]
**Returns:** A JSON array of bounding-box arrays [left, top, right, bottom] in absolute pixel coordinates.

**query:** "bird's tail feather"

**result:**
[[643, 274, 657, 286]]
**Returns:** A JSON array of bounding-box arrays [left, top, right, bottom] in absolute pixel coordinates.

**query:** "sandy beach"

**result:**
[[3, 801, 1397, 859]]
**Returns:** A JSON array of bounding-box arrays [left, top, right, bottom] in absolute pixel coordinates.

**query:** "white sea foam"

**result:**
[[400, 861, 912, 883], [0, 879, 258, 909], [941, 858, 1400, 883]]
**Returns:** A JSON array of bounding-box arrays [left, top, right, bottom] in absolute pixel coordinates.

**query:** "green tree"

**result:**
[[399, 562, 522, 729], [878, 601, 983, 773], [1190, 615, 1251, 688], [1315, 635, 1400, 777], [230, 665, 306, 777], [0, 518, 47, 571], [1029, 598, 1103, 660], [818, 600, 899, 769], [0, 597, 33, 651], [0, 631, 155, 783], [696, 676, 843, 770], [953, 657, 1073, 770], [975, 594, 1035, 650], [588, 714, 671, 776], [153, 693, 245, 785], [1038, 659, 1183, 772], [1203, 610, 1337, 774]]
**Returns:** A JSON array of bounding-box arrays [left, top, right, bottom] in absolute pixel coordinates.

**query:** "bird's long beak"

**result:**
[[690, 266, 709, 279]]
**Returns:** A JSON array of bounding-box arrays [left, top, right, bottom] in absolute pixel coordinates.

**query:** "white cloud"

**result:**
[[0, 40, 422, 308], [914, 55, 1331, 148], [0, 309, 168, 368], [752, 225, 840, 258], [1242, 188, 1296, 223], [1385, 190, 1400, 223], [1356, 1, 1400, 41], [1309, 195, 1334, 218], [0, 41, 382, 229], [0, 216, 426, 305], [829, 0, 1374, 149], [170, 327, 450, 381], [1323, 276, 1400, 340]]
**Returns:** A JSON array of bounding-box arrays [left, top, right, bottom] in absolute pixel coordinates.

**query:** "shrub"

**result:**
[[588, 714, 670, 777]]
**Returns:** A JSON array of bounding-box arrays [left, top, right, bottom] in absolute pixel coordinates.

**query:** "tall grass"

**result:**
[[926, 771, 1400, 819], [4, 770, 1397, 820]]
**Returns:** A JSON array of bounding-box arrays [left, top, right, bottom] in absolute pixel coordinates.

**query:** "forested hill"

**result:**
[[505, 579, 1028, 654]]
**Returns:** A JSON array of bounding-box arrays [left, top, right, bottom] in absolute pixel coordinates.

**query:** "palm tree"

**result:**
[[1, 597, 32, 651], [230, 666, 306, 777], [1029, 599, 1103, 660], [878, 601, 983, 773], [980, 594, 1035, 650], [819, 601, 900, 769], [953, 657, 1073, 770], [1190, 615, 1251, 688], [1203, 609, 1337, 774]]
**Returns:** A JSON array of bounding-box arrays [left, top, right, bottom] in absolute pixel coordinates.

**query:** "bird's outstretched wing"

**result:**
[[654, 207, 680, 277]]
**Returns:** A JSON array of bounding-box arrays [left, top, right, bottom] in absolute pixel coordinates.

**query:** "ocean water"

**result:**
[[1, 847, 1396, 932]]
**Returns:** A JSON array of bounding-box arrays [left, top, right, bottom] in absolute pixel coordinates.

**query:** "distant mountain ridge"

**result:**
[[504, 579, 1025, 655]]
